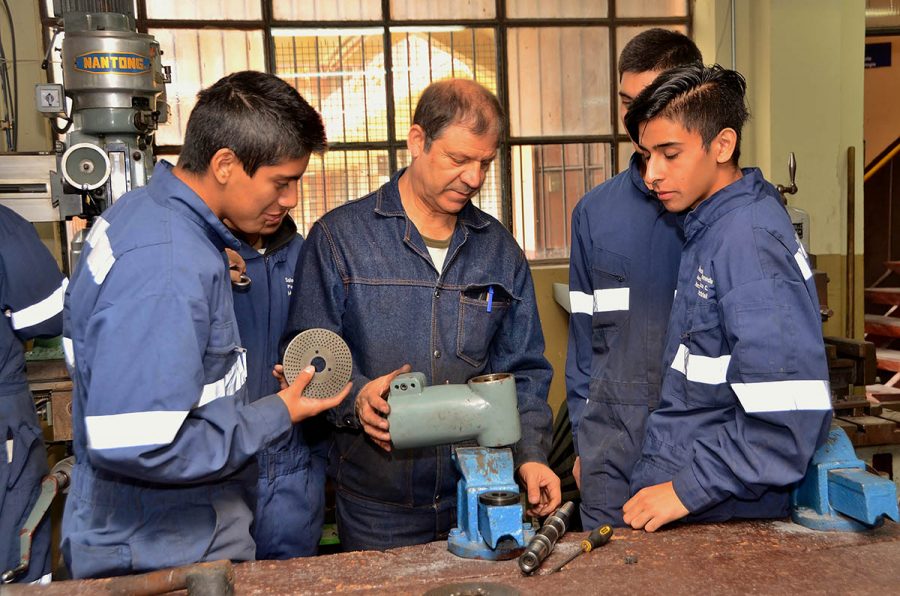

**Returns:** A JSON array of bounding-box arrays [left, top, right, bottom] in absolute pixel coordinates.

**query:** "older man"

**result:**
[[287, 79, 560, 551]]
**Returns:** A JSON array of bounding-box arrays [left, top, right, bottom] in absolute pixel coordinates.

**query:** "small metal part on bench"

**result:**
[[518, 501, 576, 574]]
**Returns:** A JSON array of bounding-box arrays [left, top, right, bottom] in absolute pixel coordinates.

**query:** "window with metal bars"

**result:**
[[41, 0, 690, 261]]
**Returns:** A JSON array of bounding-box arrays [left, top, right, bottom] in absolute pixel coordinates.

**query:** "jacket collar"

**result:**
[[683, 167, 765, 241], [150, 161, 241, 252], [374, 168, 492, 231], [234, 215, 298, 261]]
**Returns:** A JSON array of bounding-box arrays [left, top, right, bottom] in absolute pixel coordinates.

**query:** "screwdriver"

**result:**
[[550, 525, 613, 573]]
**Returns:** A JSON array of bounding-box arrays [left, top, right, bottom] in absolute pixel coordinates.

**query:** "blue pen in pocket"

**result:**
[[486, 286, 494, 313]]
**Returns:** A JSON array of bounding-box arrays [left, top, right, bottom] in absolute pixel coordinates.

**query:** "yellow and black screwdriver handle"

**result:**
[[549, 524, 614, 573], [581, 524, 613, 552]]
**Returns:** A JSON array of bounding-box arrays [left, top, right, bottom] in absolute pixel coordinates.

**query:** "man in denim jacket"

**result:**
[[286, 79, 560, 551]]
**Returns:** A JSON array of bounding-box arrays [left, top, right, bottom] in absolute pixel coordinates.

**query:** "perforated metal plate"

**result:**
[[282, 328, 352, 398]]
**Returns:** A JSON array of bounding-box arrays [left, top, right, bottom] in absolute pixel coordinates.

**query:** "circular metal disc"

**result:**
[[283, 328, 352, 398], [61, 142, 111, 190]]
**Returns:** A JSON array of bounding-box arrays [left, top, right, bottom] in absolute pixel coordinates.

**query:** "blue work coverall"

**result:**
[[285, 169, 554, 551], [631, 168, 833, 521], [61, 162, 293, 578], [566, 153, 683, 527], [0, 205, 65, 583], [230, 217, 328, 559]]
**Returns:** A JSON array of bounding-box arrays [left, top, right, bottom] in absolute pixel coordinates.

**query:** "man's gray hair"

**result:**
[[412, 79, 504, 149]]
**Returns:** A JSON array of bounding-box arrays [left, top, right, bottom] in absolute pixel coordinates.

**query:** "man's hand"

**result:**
[[622, 481, 689, 532], [225, 248, 246, 284], [517, 462, 562, 517], [573, 455, 581, 490], [277, 365, 351, 423], [272, 364, 287, 390], [356, 364, 412, 452]]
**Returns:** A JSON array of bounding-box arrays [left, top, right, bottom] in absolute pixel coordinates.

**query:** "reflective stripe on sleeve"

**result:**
[[10, 278, 68, 330], [85, 217, 116, 285], [794, 248, 813, 281], [732, 379, 832, 413], [198, 351, 247, 407], [594, 287, 630, 312], [85, 410, 187, 450], [569, 290, 593, 315], [62, 336, 75, 368], [670, 344, 731, 385]]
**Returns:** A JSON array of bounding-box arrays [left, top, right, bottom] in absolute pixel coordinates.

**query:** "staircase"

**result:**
[[864, 261, 900, 388]]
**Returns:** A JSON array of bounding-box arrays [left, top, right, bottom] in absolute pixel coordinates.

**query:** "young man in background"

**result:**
[[227, 208, 329, 559], [566, 29, 702, 528]]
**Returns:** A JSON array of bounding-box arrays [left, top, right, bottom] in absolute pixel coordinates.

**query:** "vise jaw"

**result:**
[[448, 447, 535, 560], [792, 427, 899, 531]]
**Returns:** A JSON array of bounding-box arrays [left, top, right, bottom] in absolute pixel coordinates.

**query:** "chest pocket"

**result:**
[[590, 249, 630, 357], [200, 321, 247, 407], [679, 301, 732, 406], [457, 284, 515, 368], [733, 303, 798, 376]]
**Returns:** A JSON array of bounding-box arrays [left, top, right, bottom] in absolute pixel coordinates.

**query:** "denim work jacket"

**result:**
[[286, 169, 554, 508]]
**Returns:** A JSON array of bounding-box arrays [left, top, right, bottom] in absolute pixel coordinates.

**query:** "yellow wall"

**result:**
[[530, 264, 569, 415], [2, 1, 51, 152]]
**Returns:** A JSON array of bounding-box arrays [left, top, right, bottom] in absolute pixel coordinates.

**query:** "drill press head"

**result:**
[[386, 372, 534, 560], [386, 372, 521, 449]]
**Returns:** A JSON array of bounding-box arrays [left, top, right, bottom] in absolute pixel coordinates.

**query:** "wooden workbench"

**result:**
[[15, 519, 900, 595]]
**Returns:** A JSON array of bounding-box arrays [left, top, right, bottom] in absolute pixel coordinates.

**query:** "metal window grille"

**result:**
[[512, 143, 609, 260], [40, 0, 691, 260]]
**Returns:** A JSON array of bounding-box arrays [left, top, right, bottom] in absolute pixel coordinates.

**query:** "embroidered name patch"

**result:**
[[695, 265, 714, 299]]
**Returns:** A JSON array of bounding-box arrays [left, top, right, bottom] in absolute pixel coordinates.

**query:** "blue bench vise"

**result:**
[[387, 372, 534, 560], [792, 427, 899, 531]]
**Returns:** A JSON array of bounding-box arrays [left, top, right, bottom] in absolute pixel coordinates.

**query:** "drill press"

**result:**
[[387, 372, 535, 560]]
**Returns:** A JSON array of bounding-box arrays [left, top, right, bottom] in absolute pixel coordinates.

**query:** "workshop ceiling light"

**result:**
[[272, 26, 466, 37], [866, 0, 900, 17], [272, 27, 382, 38]]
